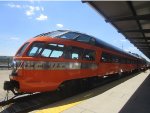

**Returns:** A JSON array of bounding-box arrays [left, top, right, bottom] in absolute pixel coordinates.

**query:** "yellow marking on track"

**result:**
[[36, 101, 81, 113]]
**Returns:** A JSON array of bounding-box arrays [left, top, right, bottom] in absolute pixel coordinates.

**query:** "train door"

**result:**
[[81, 49, 98, 77], [99, 51, 121, 76], [99, 51, 112, 76], [64, 46, 84, 79]]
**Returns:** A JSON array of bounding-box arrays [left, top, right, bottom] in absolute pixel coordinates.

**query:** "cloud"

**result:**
[[10, 37, 20, 41], [7, 3, 46, 19], [7, 3, 21, 8], [56, 24, 64, 28], [26, 10, 34, 16], [36, 14, 48, 21], [25, 6, 44, 16]]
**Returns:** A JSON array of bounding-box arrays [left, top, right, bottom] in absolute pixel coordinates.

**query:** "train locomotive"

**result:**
[[4, 30, 147, 94]]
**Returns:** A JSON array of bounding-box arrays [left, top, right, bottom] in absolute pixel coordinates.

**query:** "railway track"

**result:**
[[0, 71, 139, 113]]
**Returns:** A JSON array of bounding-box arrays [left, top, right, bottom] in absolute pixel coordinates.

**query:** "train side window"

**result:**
[[114, 56, 119, 63], [123, 58, 126, 64], [118, 57, 121, 63], [50, 50, 63, 58], [111, 55, 115, 63], [101, 52, 109, 62], [120, 57, 124, 63], [41, 49, 52, 57], [29, 47, 38, 56], [120, 57, 122, 63], [127, 59, 130, 64], [123, 59, 126, 64], [82, 49, 95, 61], [125, 58, 127, 64], [65, 46, 83, 60], [72, 53, 79, 59], [49, 44, 64, 58], [132, 60, 134, 64]]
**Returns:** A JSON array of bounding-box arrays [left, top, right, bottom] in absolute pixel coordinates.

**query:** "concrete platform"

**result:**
[[0, 70, 11, 98], [33, 69, 150, 113]]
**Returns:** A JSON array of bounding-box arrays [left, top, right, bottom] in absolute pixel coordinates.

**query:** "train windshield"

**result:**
[[35, 31, 96, 45], [35, 30, 67, 38], [57, 32, 79, 39], [45, 31, 67, 37], [27, 42, 44, 57], [36, 31, 79, 40]]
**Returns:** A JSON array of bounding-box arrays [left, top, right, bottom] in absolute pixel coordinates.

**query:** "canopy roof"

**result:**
[[86, 1, 150, 59]]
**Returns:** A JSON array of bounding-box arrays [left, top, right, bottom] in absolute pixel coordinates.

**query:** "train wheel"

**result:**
[[79, 77, 99, 91], [58, 80, 78, 97]]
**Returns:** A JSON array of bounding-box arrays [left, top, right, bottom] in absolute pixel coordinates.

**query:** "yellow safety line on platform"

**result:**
[[36, 101, 81, 113]]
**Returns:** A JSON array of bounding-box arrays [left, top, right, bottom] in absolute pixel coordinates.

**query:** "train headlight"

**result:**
[[13, 61, 17, 69]]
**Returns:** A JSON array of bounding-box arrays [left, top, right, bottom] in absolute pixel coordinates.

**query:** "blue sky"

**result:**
[[0, 1, 149, 61]]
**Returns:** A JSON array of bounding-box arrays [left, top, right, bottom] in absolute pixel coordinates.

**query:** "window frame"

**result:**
[[16, 42, 30, 56]]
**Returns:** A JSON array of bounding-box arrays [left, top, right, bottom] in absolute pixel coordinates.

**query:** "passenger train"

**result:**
[[4, 30, 147, 94]]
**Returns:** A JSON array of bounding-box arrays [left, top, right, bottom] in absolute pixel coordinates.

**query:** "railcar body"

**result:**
[[4, 30, 147, 94]]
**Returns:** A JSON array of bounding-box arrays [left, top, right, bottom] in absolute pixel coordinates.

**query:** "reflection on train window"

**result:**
[[72, 53, 79, 59], [112, 55, 119, 63], [28, 42, 44, 57], [44, 30, 67, 37], [51, 50, 63, 58], [101, 51, 139, 64], [90, 38, 96, 45], [41, 49, 52, 57], [41, 43, 64, 58], [83, 49, 95, 61], [101, 52, 118, 63], [71, 47, 83, 59], [64, 46, 83, 60], [101, 52, 110, 62], [58, 32, 79, 40], [29, 47, 38, 55], [76, 34, 91, 43]]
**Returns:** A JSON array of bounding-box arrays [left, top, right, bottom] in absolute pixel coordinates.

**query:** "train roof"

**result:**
[[35, 30, 140, 59], [95, 38, 139, 58]]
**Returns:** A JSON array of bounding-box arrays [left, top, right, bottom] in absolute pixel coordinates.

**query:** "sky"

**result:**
[[0, 1, 149, 61]]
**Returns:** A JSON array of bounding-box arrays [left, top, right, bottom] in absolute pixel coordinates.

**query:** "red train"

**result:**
[[4, 30, 147, 94]]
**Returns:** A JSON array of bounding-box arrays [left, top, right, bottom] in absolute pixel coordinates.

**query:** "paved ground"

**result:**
[[0, 70, 11, 99], [32, 69, 150, 113]]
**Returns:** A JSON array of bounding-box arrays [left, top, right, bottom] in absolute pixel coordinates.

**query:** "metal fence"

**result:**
[[0, 56, 13, 69]]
